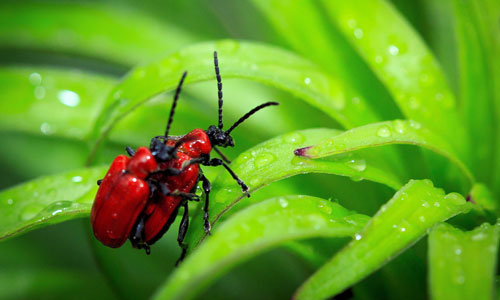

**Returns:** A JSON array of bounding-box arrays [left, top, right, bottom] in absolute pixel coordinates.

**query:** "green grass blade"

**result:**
[[321, 0, 468, 158], [0, 166, 106, 241], [252, 0, 399, 121], [295, 179, 471, 299], [184, 128, 405, 250], [0, 67, 114, 140], [88, 40, 381, 161], [296, 120, 474, 186], [0, 2, 197, 65], [451, 0, 495, 182], [153, 195, 369, 300], [429, 222, 500, 300]]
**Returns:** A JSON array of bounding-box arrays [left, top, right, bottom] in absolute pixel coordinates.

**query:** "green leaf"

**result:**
[[153, 195, 369, 300], [0, 166, 106, 241], [88, 40, 381, 161], [295, 179, 471, 300], [451, 0, 495, 182], [320, 0, 468, 158], [0, 67, 115, 140], [429, 222, 500, 300], [296, 120, 474, 186], [0, 2, 197, 65], [184, 128, 404, 250], [252, 0, 399, 121]]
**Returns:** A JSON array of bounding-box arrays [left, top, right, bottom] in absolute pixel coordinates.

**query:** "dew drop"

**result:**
[[433, 202, 440, 207], [29, 72, 42, 85], [409, 120, 421, 129], [254, 153, 276, 168], [279, 198, 289, 208], [374, 55, 384, 64], [419, 215, 426, 222], [408, 97, 420, 110], [113, 90, 123, 100], [471, 233, 486, 241], [318, 202, 332, 215], [7, 199, 13, 205], [350, 176, 363, 182], [351, 97, 360, 104], [34, 86, 46, 100], [20, 205, 43, 221], [353, 28, 364, 39], [58, 90, 81, 107], [249, 178, 260, 186], [304, 77, 311, 85], [345, 158, 366, 172], [444, 193, 464, 205], [388, 45, 399, 55], [376, 125, 392, 138], [71, 176, 83, 183], [283, 132, 305, 144], [354, 233, 362, 240], [291, 156, 308, 166], [393, 120, 406, 134], [455, 275, 465, 285], [400, 227, 406, 232], [454, 248, 462, 255], [347, 19, 357, 28], [422, 202, 430, 208], [40, 122, 54, 135]]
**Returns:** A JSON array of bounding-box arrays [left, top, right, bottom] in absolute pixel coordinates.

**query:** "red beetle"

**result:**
[[91, 52, 278, 262]]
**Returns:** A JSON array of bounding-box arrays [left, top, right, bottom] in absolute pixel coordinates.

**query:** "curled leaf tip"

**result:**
[[294, 146, 312, 157]]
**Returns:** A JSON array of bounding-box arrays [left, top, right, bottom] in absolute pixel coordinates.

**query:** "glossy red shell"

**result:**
[[91, 129, 213, 249], [91, 147, 157, 248], [141, 152, 200, 243]]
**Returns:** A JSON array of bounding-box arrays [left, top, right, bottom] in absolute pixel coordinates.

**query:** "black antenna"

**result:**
[[214, 51, 224, 129], [226, 102, 279, 134], [164, 71, 188, 137]]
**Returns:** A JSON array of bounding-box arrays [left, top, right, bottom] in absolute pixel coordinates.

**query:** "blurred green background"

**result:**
[[0, 0, 499, 299]]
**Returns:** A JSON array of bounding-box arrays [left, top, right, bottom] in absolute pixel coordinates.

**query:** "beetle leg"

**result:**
[[204, 158, 250, 197], [158, 182, 199, 201], [213, 146, 231, 164], [125, 146, 135, 156], [199, 172, 212, 234], [97, 179, 103, 186], [129, 216, 151, 255], [175, 201, 189, 266]]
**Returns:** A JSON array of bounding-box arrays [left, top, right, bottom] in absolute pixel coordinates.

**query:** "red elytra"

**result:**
[[90, 52, 278, 263], [91, 147, 157, 248], [135, 131, 210, 247]]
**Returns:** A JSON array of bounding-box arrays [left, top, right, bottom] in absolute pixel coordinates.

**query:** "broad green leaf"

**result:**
[[0, 269, 115, 299], [0, 67, 114, 140], [88, 40, 381, 161], [451, 0, 495, 182], [0, 166, 106, 240], [0, 2, 197, 65], [429, 222, 500, 300], [296, 120, 474, 186], [153, 195, 369, 300], [184, 128, 405, 250], [321, 0, 468, 158], [295, 179, 471, 300], [252, 0, 400, 121]]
